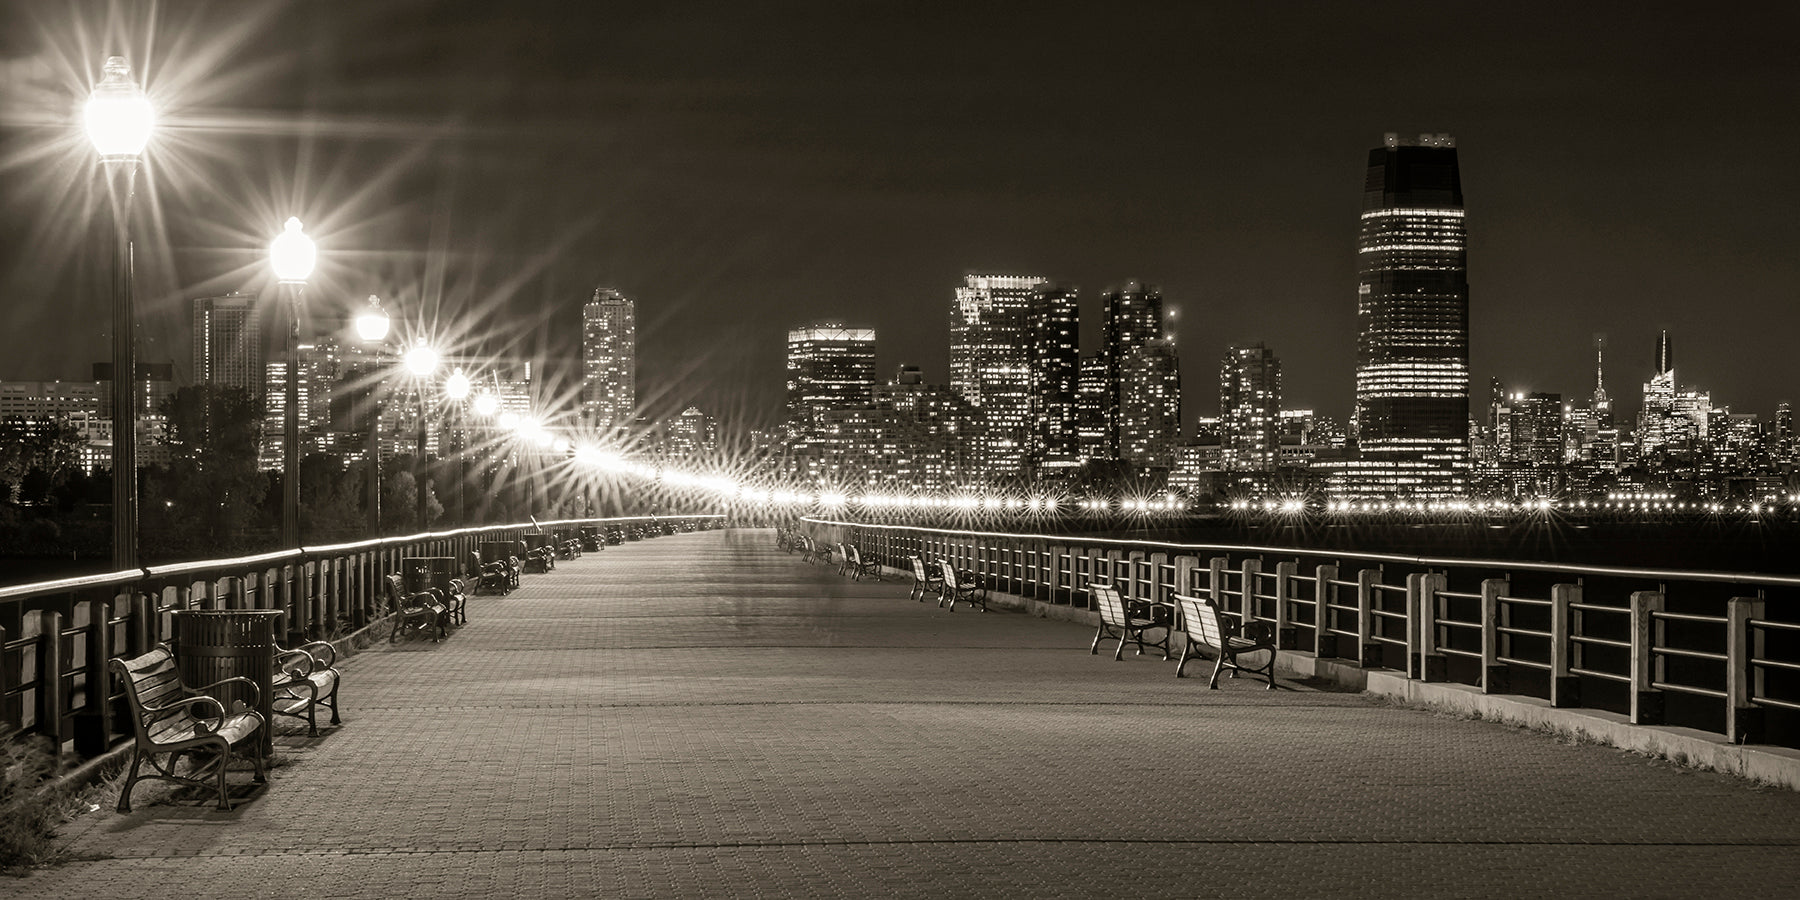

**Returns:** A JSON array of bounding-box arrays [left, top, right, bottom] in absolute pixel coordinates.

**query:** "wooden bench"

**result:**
[[111, 645, 267, 812], [469, 550, 519, 595], [1090, 583, 1171, 660], [1173, 593, 1278, 689], [908, 555, 943, 601], [845, 544, 879, 581], [938, 559, 987, 612], [271, 640, 342, 736], [386, 574, 448, 643], [522, 544, 555, 573]]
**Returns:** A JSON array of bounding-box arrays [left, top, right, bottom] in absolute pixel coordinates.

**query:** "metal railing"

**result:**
[[808, 515, 1800, 747], [1, 514, 724, 758]]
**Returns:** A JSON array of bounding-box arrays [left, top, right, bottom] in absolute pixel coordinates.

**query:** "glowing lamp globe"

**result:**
[[354, 296, 390, 342], [86, 56, 154, 160], [404, 342, 439, 377], [270, 217, 316, 283], [473, 392, 500, 417], [444, 368, 471, 400]]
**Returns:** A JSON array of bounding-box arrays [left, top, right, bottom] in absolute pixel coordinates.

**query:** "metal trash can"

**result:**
[[403, 556, 458, 595], [480, 540, 524, 565], [174, 609, 282, 755]]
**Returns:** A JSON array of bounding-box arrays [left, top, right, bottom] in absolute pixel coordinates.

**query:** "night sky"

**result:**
[[2, 1, 1796, 433]]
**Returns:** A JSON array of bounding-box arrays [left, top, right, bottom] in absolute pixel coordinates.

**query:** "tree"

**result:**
[[151, 386, 269, 550]]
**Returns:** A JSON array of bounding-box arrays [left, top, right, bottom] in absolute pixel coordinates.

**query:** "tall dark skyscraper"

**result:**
[[1101, 281, 1180, 466], [1347, 133, 1470, 498]]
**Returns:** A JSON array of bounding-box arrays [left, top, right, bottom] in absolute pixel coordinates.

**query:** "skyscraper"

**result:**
[[1117, 337, 1182, 469], [192, 294, 263, 392], [1221, 343, 1280, 472], [950, 274, 1048, 478], [785, 322, 876, 437], [1348, 133, 1470, 498], [1028, 282, 1080, 472], [1102, 281, 1180, 468], [581, 288, 636, 438]]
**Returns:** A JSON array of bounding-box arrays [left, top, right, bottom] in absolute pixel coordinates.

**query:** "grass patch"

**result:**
[[0, 736, 120, 875]]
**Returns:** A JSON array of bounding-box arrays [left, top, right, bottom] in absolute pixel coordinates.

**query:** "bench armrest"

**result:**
[[187, 675, 263, 708], [293, 640, 337, 668], [275, 647, 319, 678]]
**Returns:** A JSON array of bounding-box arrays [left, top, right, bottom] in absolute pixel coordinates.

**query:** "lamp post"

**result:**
[[444, 368, 472, 525], [88, 55, 153, 571], [404, 340, 440, 531], [353, 296, 390, 534], [271, 217, 316, 548]]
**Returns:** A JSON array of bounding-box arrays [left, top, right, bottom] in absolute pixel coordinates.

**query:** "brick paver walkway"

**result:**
[[13, 528, 1800, 898]]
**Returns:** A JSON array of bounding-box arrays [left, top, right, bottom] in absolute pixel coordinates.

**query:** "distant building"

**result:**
[[1117, 337, 1181, 469], [1220, 343, 1280, 472], [581, 288, 636, 439], [664, 406, 717, 460], [1029, 282, 1081, 474], [1637, 330, 1712, 458], [1074, 353, 1108, 462], [786, 322, 876, 438], [951, 274, 1048, 479], [192, 294, 263, 392], [1344, 133, 1470, 499]]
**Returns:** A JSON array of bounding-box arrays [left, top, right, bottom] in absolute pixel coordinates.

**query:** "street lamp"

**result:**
[[271, 217, 315, 548], [354, 296, 389, 534], [88, 55, 153, 571]]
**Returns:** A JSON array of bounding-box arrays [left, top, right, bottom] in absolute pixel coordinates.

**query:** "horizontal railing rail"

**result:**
[[807, 515, 1800, 748], [1, 514, 725, 758]]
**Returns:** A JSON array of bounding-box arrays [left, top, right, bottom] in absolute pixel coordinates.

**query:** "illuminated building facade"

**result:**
[[193, 294, 263, 392], [1346, 133, 1470, 498], [786, 323, 876, 438], [581, 288, 636, 438], [951, 274, 1048, 478], [1029, 282, 1081, 473], [1221, 343, 1280, 472]]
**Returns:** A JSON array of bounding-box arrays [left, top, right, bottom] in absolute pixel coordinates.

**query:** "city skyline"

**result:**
[[0, 3, 1796, 430]]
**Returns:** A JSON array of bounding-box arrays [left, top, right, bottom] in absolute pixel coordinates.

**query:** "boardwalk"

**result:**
[[15, 528, 1800, 898]]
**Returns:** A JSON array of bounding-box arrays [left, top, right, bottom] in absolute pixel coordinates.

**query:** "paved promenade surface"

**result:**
[[14, 528, 1800, 899]]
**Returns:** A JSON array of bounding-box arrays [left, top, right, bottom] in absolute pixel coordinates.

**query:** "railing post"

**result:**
[[75, 599, 114, 757], [1481, 577, 1510, 694], [41, 610, 64, 746], [1726, 596, 1765, 745], [1630, 590, 1665, 726], [1313, 564, 1339, 658], [1149, 552, 1169, 604], [1238, 558, 1261, 626], [1274, 561, 1297, 650], [132, 590, 154, 656], [1356, 568, 1378, 668], [1413, 572, 1447, 682], [1549, 583, 1580, 708]]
